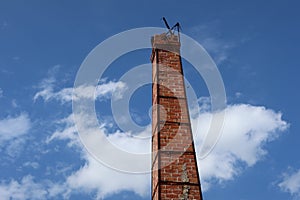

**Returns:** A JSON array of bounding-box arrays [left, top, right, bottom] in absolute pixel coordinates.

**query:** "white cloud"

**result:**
[[66, 153, 149, 199], [278, 169, 300, 197], [45, 114, 79, 147], [0, 175, 67, 200], [0, 176, 47, 200], [0, 114, 31, 145], [193, 104, 288, 190], [34, 76, 127, 103], [5, 138, 27, 159], [47, 114, 151, 198], [0, 114, 31, 160], [43, 102, 288, 198], [33, 71, 288, 198]]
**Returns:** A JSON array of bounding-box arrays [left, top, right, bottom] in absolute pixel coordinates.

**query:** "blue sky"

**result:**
[[0, 0, 299, 199]]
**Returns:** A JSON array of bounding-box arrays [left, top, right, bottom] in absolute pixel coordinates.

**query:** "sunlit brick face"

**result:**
[[151, 33, 203, 200]]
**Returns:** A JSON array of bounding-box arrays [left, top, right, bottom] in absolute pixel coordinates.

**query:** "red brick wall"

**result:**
[[151, 33, 203, 200]]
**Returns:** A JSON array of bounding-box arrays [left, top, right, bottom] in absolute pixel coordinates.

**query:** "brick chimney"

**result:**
[[151, 33, 203, 200]]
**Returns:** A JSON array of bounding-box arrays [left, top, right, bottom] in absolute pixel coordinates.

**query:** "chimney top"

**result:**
[[151, 33, 180, 54]]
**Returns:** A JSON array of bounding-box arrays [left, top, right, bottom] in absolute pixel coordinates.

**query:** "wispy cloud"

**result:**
[[0, 113, 31, 161], [188, 22, 235, 64], [278, 168, 300, 198], [45, 114, 80, 147], [0, 114, 31, 145], [0, 175, 67, 200], [23, 161, 40, 170], [34, 76, 127, 103]]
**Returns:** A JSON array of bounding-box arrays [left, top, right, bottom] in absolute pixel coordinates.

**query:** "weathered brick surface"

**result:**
[[157, 68, 185, 99], [160, 153, 199, 183], [151, 33, 203, 200], [159, 123, 194, 152], [160, 185, 201, 200], [159, 98, 189, 123]]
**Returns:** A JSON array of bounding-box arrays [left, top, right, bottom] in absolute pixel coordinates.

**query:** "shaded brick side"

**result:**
[[151, 33, 203, 200]]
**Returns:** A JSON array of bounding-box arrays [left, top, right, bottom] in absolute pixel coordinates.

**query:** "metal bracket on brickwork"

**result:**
[[162, 17, 181, 42]]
